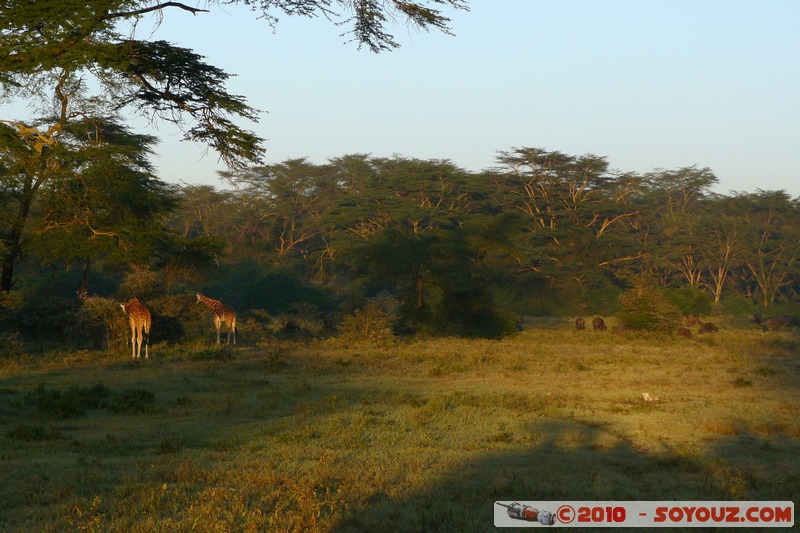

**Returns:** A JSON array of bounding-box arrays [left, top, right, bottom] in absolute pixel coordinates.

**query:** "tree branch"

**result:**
[[105, 2, 210, 20]]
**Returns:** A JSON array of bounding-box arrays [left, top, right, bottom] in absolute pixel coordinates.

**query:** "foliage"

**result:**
[[339, 293, 398, 344], [0, 331, 25, 357], [720, 293, 758, 317], [1, 0, 467, 293], [3, 148, 800, 344], [617, 285, 683, 332], [107, 389, 158, 415], [5, 423, 62, 442], [24, 384, 111, 419], [228, 1, 469, 53], [2, 0, 798, 341], [666, 285, 713, 316], [75, 294, 128, 350]]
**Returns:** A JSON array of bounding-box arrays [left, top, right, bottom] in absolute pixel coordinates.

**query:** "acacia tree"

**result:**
[[640, 167, 718, 287], [698, 197, 742, 303], [0, 0, 468, 291], [27, 118, 177, 292], [494, 147, 639, 286], [220, 159, 337, 261], [735, 191, 799, 308]]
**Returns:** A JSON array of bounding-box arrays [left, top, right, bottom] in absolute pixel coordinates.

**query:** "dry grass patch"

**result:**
[[0, 323, 798, 531]]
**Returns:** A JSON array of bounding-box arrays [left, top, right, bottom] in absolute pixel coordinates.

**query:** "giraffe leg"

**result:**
[[131, 327, 137, 359], [144, 327, 149, 359], [216, 320, 222, 345]]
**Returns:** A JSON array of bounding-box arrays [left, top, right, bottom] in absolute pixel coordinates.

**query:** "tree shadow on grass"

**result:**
[[332, 419, 800, 533]]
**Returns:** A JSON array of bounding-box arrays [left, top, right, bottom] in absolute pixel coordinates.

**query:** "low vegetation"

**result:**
[[1, 320, 798, 532]]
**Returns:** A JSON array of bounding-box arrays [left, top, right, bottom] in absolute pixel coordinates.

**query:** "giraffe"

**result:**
[[196, 293, 237, 345], [119, 298, 151, 359]]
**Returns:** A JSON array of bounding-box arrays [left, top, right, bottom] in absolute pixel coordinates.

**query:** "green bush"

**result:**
[[108, 389, 158, 415], [6, 423, 62, 441], [0, 332, 25, 358], [617, 286, 682, 332], [75, 295, 126, 350], [340, 293, 398, 344], [149, 294, 207, 343], [24, 384, 111, 419], [665, 285, 712, 316], [720, 294, 757, 317], [437, 287, 517, 339]]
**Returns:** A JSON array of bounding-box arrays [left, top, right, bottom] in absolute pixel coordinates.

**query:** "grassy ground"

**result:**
[[1, 319, 798, 531]]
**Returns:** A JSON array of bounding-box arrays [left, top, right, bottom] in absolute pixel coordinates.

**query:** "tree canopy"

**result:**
[[0, 0, 469, 291], [2, 148, 800, 342], [2, 2, 798, 343]]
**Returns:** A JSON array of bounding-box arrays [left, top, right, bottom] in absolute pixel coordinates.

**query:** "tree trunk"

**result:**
[[0, 229, 23, 292], [79, 258, 92, 295], [0, 261, 14, 292], [0, 173, 39, 292]]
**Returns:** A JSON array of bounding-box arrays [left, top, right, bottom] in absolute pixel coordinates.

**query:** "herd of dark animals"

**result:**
[[575, 313, 800, 338], [753, 312, 800, 332]]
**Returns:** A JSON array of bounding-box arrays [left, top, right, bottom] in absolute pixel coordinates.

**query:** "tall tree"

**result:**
[[494, 147, 639, 286], [639, 167, 718, 287], [220, 158, 336, 261], [735, 190, 799, 308], [23, 118, 176, 292], [699, 196, 742, 303], [0, 0, 468, 290]]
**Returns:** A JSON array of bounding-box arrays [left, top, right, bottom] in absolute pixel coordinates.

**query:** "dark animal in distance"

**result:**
[[319, 312, 335, 330], [763, 315, 800, 332], [698, 322, 718, 334], [686, 315, 700, 326], [282, 320, 302, 333], [613, 325, 631, 334], [575, 317, 586, 331], [677, 327, 693, 339], [592, 317, 607, 331]]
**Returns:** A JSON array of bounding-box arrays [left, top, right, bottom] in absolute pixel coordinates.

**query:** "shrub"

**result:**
[[666, 285, 712, 316], [437, 287, 517, 339], [75, 295, 127, 350], [108, 389, 158, 415], [0, 332, 25, 358], [717, 293, 755, 317], [118, 269, 163, 299], [24, 384, 111, 419], [340, 294, 398, 344], [189, 345, 236, 362], [617, 286, 682, 333], [6, 424, 62, 441], [149, 295, 206, 343]]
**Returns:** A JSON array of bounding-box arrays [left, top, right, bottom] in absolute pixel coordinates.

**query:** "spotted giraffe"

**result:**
[[120, 298, 151, 359], [196, 293, 237, 345]]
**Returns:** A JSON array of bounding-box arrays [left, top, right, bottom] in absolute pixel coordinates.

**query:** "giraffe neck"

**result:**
[[198, 294, 217, 307], [198, 293, 228, 314]]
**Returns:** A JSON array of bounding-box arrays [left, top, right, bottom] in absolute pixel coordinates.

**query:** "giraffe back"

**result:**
[[197, 293, 236, 321], [121, 298, 152, 330]]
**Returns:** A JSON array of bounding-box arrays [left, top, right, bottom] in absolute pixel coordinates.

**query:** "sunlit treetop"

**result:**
[[0, 0, 469, 168]]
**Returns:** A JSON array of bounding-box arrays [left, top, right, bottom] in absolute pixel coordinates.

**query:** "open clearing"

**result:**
[[1, 322, 798, 531]]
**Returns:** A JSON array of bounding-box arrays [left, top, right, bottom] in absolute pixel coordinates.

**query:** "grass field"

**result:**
[[1, 319, 798, 531]]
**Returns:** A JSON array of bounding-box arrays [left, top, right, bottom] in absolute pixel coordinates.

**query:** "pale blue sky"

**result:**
[[62, 1, 800, 195]]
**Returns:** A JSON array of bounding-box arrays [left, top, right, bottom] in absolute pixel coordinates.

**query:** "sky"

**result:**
[[14, 1, 800, 196]]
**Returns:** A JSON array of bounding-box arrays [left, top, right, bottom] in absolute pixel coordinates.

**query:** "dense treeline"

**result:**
[[3, 3, 796, 347], [1, 147, 799, 346]]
